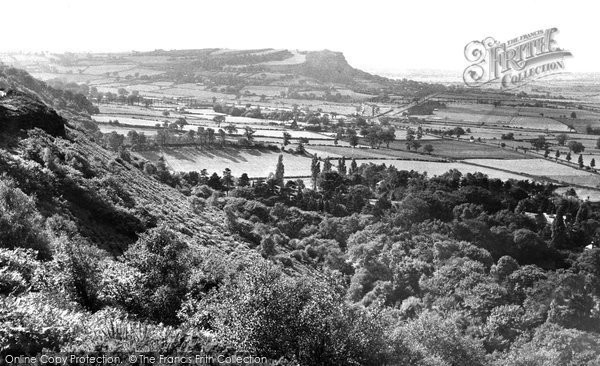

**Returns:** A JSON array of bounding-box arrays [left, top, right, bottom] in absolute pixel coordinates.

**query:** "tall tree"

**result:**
[[338, 157, 347, 175], [311, 156, 321, 190], [238, 173, 250, 187], [323, 158, 332, 173], [551, 205, 568, 248], [282, 132, 292, 148], [275, 154, 285, 186], [219, 129, 226, 146], [222, 168, 233, 192], [349, 158, 359, 175]]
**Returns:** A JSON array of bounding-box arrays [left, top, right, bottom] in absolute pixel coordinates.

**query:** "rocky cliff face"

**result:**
[[0, 90, 66, 137]]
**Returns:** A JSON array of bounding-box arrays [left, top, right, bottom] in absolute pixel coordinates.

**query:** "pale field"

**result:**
[[390, 139, 528, 159], [122, 55, 173, 63], [151, 81, 175, 87], [555, 187, 600, 201], [422, 123, 553, 140], [92, 115, 164, 127], [225, 116, 286, 125], [358, 160, 529, 181], [241, 85, 288, 96], [138, 148, 313, 177], [136, 146, 532, 182], [463, 158, 597, 178], [259, 51, 306, 66], [546, 175, 600, 187], [121, 84, 164, 92], [510, 116, 570, 131], [83, 64, 136, 75], [98, 105, 182, 118], [184, 108, 225, 116], [117, 68, 165, 77], [144, 88, 229, 100], [428, 105, 571, 131], [277, 99, 359, 115], [394, 129, 438, 140], [305, 146, 444, 160], [98, 125, 157, 136], [31, 73, 102, 83], [251, 130, 332, 139]]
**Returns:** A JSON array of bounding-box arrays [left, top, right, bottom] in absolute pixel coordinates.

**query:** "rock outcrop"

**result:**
[[0, 90, 65, 137]]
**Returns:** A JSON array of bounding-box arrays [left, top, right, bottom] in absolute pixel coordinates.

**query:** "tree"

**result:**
[[106, 131, 125, 151], [567, 140, 585, 154], [213, 115, 226, 126], [275, 155, 285, 186], [122, 226, 190, 323], [282, 132, 292, 148], [578, 154, 584, 168], [556, 133, 568, 146], [222, 168, 234, 192], [175, 117, 188, 129], [566, 151, 572, 162], [531, 136, 548, 151], [571, 111, 577, 119], [349, 134, 360, 148], [0, 179, 50, 258], [347, 129, 359, 147], [311, 156, 321, 189], [591, 158, 596, 169], [555, 149, 561, 160], [218, 129, 226, 146], [423, 144, 434, 154], [410, 140, 422, 151], [225, 123, 238, 136], [207, 172, 222, 190], [338, 157, 347, 175], [244, 127, 255, 143], [238, 173, 250, 187], [349, 158, 359, 175], [551, 206, 568, 248], [323, 158, 332, 172], [207, 128, 216, 145]]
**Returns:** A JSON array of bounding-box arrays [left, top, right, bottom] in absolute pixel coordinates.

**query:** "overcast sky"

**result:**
[[2, 0, 597, 74]]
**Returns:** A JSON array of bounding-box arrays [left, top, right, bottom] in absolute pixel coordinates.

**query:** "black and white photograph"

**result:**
[[1, 0, 600, 365]]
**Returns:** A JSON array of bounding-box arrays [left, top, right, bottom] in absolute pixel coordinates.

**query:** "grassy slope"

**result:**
[[1, 66, 242, 254]]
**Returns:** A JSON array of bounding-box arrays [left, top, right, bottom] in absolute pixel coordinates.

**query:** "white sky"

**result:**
[[1, 0, 598, 74]]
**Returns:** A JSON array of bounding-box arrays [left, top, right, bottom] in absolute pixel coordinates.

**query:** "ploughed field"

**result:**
[[416, 103, 574, 132]]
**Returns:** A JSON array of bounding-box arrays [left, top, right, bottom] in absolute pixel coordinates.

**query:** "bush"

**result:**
[[0, 248, 41, 295], [0, 178, 50, 258]]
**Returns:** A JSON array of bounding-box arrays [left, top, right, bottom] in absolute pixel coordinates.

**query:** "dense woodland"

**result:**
[[2, 67, 600, 365]]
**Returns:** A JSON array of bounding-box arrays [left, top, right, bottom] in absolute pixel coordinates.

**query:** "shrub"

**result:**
[[0, 178, 50, 258]]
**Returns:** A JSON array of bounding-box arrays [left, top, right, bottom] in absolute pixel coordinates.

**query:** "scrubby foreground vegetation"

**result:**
[[2, 67, 600, 365]]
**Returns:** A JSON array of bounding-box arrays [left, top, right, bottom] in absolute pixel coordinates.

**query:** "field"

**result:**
[[305, 145, 444, 160], [136, 146, 534, 183], [387, 139, 530, 159], [137, 147, 313, 177], [555, 186, 600, 201], [98, 125, 157, 136], [359, 160, 530, 181], [463, 158, 600, 188], [92, 115, 164, 127], [425, 104, 572, 131]]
